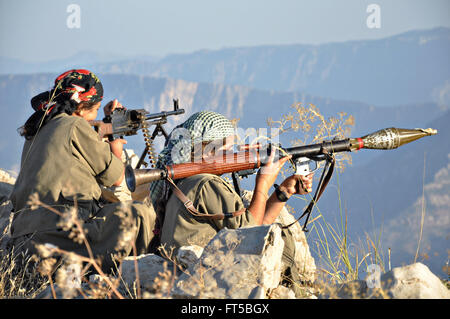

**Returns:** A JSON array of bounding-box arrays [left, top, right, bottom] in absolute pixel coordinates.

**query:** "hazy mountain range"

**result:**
[[0, 73, 443, 171], [2, 27, 448, 108], [0, 27, 448, 277]]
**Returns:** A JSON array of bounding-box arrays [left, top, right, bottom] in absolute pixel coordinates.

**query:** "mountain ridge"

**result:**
[[0, 72, 444, 171], [87, 27, 449, 107], [1, 27, 448, 108]]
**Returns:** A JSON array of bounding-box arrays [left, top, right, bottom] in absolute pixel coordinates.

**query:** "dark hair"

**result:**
[[21, 69, 103, 140], [19, 100, 99, 139], [76, 100, 99, 112]]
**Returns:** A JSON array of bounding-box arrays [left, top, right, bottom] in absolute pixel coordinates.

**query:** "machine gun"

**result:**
[[90, 99, 184, 168]]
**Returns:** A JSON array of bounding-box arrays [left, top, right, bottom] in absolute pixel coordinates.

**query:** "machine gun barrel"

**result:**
[[144, 98, 184, 120], [144, 108, 185, 121]]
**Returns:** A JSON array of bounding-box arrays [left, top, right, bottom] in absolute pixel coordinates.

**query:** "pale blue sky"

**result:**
[[0, 0, 449, 62]]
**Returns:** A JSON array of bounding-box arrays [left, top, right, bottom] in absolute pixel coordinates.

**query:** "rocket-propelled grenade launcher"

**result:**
[[126, 127, 437, 191], [352, 127, 438, 150], [125, 127, 437, 231]]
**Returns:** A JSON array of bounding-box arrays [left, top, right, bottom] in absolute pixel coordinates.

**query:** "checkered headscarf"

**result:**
[[149, 111, 235, 206]]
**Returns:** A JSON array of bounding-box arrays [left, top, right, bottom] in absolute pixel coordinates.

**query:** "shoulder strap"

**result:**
[[165, 176, 245, 220], [282, 149, 336, 232]]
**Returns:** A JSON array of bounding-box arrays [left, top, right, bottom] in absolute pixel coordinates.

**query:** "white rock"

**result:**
[[321, 262, 450, 299], [381, 262, 450, 299], [172, 224, 285, 299], [176, 245, 203, 269], [121, 253, 173, 291], [242, 190, 317, 284]]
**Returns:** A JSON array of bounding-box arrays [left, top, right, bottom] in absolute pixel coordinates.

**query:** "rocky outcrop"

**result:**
[[242, 190, 317, 284], [119, 225, 286, 299], [33, 227, 449, 299], [173, 224, 285, 299], [320, 262, 450, 299], [121, 253, 175, 294], [117, 220, 319, 299], [380, 263, 450, 299], [117, 191, 318, 299]]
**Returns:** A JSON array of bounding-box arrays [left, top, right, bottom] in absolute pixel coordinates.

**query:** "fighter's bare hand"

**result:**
[[256, 151, 291, 192], [280, 173, 314, 196], [103, 99, 126, 116]]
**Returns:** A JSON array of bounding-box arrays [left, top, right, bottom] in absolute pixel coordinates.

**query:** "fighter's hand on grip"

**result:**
[[256, 150, 291, 192], [103, 99, 125, 116], [281, 173, 314, 197]]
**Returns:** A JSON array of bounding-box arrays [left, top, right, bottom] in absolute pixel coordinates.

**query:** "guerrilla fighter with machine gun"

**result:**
[[90, 98, 184, 169], [8, 69, 185, 273], [90, 98, 185, 203]]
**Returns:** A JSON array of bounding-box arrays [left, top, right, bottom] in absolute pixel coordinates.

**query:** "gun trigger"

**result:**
[[295, 157, 317, 176]]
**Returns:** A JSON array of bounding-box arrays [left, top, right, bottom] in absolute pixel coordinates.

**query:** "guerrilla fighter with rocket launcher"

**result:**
[[125, 127, 437, 230]]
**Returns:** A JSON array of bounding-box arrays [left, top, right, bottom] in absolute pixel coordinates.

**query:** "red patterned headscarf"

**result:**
[[31, 69, 103, 112], [22, 69, 103, 139]]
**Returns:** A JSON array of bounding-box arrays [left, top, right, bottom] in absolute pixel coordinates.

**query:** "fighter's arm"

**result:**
[[262, 174, 313, 225]]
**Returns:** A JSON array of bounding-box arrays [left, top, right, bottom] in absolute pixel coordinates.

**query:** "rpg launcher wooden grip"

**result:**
[[166, 151, 261, 180]]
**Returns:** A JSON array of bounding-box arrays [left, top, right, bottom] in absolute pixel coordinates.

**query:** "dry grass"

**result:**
[[267, 103, 389, 293], [0, 195, 180, 299], [267, 103, 354, 174], [0, 244, 48, 298]]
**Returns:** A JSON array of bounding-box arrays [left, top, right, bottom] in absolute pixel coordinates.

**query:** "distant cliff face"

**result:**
[[0, 73, 444, 173], [1, 28, 448, 108], [379, 152, 450, 274], [91, 28, 450, 108], [318, 110, 450, 277]]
